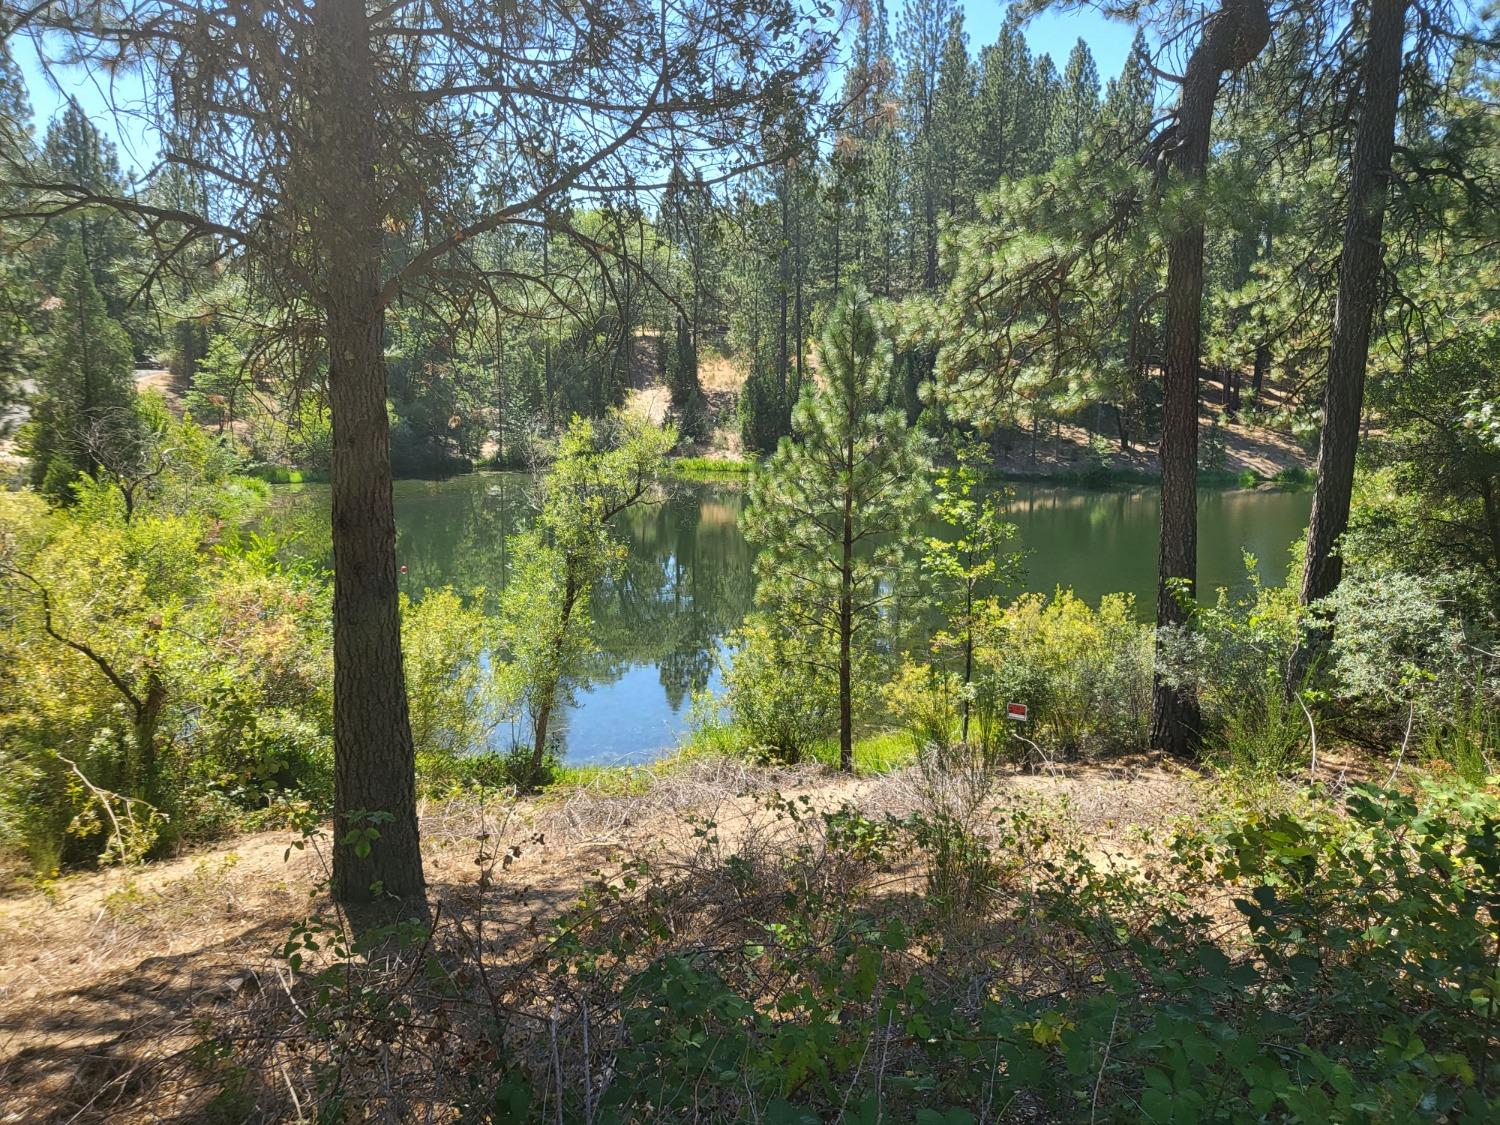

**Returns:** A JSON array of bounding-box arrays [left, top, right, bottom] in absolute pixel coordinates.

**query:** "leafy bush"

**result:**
[[882, 658, 963, 761], [0, 472, 334, 869], [1319, 563, 1494, 728], [974, 589, 1152, 758], [721, 615, 838, 762], [1157, 556, 1308, 777], [401, 586, 509, 784], [563, 779, 1500, 1121]]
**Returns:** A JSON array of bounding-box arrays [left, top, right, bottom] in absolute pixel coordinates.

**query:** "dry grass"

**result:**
[[0, 754, 1203, 1122]]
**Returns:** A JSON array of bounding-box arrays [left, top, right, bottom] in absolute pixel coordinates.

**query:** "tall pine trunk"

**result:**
[[1292, 0, 1407, 676], [839, 436, 855, 773], [1150, 0, 1271, 757], [319, 0, 425, 904]]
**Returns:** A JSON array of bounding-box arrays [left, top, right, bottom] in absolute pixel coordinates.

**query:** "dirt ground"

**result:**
[[985, 394, 1311, 479], [0, 755, 1203, 1121], [656, 351, 1311, 476]]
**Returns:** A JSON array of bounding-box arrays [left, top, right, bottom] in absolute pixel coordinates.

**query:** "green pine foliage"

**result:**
[[742, 289, 931, 769], [22, 238, 140, 502]]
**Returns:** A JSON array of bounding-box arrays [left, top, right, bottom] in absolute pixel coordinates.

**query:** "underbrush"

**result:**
[[684, 709, 918, 775], [180, 769, 1500, 1123]]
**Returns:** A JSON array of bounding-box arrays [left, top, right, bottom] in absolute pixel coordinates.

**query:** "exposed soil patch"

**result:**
[[0, 755, 1203, 1120]]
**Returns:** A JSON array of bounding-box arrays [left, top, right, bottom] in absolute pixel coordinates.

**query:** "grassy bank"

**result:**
[[246, 465, 329, 484], [541, 728, 916, 798], [669, 454, 756, 479]]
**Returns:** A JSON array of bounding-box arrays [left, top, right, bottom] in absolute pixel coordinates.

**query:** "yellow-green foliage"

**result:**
[[882, 658, 964, 758], [975, 589, 1152, 757], [401, 586, 509, 776], [0, 469, 332, 872], [719, 615, 839, 763]]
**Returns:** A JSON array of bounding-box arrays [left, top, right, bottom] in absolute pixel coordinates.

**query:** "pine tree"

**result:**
[[1052, 40, 1101, 158], [1150, 0, 1271, 758], [739, 350, 790, 454], [742, 289, 930, 770], [932, 16, 980, 222], [896, 0, 961, 292], [1025, 53, 1063, 172], [25, 238, 139, 500], [976, 12, 1033, 184], [39, 102, 151, 356], [1100, 30, 1155, 147], [1293, 0, 1409, 678], [0, 32, 33, 424]]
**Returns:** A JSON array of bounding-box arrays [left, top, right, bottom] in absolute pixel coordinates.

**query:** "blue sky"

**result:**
[[12, 2, 1141, 176], [968, 3, 1137, 79]]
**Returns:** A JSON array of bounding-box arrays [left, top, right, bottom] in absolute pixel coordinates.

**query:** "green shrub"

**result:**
[[1157, 557, 1308, 777], [1320, 563, 1492, 731], [974, 589, 1152, 758], [1211, 669, 1309, 778], [721, 616, 838, 763], [904, 808, 1003, 919], [584, 779, 1500, 1120], [0, 480, 335, 869], [1419, 678, 1495, 785], [882, 658, 962, 761], [401, 586, 509, 784]]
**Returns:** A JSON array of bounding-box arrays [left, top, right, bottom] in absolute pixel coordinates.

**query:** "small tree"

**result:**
[[739, 353, 790, 455], [743, 289, 931, 771], [183, 335, 244, 435], [924, 441, 1023, 743], [498, 413, 673, 779]]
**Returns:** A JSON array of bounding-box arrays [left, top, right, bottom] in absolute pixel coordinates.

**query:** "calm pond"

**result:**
[[273, 474, 1312, 765]]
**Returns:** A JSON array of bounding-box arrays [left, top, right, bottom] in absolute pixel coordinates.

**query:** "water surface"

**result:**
[[273, 475, 1311, 764]]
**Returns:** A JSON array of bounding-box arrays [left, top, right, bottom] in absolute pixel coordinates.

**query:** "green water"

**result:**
[[272, 475, 1311, 765]]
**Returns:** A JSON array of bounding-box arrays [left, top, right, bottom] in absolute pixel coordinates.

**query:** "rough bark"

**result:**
[[1150, 0, 1272, 757], [320, 0, 425, 905], [1291, 0, 1407, 679], [839, 434, 854, 773], [1251, 342, 1270, 404], [136, 672, 167, 808]]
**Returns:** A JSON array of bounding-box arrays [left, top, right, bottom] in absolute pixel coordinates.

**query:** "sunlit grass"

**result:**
[[670, 455, 755, 479], [547, 762, 662, 797], [247, 465, 327, 484], [806, 730, 917, 775]]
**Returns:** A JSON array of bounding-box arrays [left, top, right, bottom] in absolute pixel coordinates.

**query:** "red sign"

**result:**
[[1006, 702, 1028, 722]]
